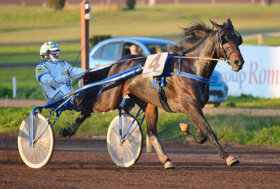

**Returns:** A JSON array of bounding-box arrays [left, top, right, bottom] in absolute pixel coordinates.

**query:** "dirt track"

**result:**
[[0, 133, 279, 188]]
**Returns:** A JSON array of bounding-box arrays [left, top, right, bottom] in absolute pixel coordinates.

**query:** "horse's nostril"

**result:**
[[234, 60, 240, 65]]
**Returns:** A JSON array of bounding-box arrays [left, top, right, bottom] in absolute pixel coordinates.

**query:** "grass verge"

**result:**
[[1, 67, 280, 109], [1, 107, 279, 147], [1, 4, 280, 43], [221, 95, 280, 109], [1, 4, 280, 65]]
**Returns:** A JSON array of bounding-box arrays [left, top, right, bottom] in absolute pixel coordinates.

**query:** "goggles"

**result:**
[[50, 50, 59, 55]]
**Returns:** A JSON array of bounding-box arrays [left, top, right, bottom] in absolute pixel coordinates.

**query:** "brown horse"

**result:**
[[61, 19, 244, 169]]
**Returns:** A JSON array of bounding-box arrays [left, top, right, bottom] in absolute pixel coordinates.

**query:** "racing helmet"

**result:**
[[40, 41, 60, 61]]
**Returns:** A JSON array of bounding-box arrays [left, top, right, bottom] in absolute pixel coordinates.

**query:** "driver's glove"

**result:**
[[55, 75, 71, 85], [66, 79, 72, 86]]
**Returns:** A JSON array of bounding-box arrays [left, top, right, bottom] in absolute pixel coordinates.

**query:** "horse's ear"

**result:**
[[209, 19, 220, 30], [227, 18, 233, 27]]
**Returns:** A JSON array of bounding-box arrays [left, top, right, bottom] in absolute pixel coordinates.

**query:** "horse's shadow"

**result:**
[[39, 160, 280, 172]]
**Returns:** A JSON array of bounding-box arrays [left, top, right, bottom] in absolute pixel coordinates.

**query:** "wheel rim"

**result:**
[[18, 113, 54, 169], [107, 115, 142, 167]]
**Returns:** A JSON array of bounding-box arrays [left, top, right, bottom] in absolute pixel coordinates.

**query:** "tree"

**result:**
[[47, 0, 66, 10], [89, 35, 112, 48], [126, 0, 136, 10]]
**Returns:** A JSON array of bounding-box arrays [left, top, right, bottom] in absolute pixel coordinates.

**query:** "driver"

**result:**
[[35, 41, 86, 107]]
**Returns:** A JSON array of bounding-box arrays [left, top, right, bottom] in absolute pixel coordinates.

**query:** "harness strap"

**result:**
[[154, 53, 210, 112], [155, 77, 173, 113], [167, 54, 210, 83], [167, 72, 210, 83]]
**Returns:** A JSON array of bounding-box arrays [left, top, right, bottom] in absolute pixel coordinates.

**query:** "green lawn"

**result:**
[[1, 107, 279, 146], [221, 95, 280, 109], [0, 43, 81, 64], [1, 4, 280, 44], [1, 4, 280, 65], [0, 68, 82, 99]]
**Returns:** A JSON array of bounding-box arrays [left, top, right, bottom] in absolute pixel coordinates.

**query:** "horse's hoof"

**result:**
[[226, 155, 240, 167], [164, 161, 175, 169]]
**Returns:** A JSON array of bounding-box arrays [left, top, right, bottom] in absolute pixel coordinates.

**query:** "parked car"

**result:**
[[89, 37, 228, 106], [209, 70, 228, 106]]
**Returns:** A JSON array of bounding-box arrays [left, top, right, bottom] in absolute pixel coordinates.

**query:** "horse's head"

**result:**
[[210, 19, 244, 72]]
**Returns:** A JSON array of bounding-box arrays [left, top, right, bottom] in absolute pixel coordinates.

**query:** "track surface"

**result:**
[[0, 133, 279, 188]]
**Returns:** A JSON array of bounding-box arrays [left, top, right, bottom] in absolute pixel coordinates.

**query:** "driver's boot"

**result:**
[[73, 94, 85, 112]]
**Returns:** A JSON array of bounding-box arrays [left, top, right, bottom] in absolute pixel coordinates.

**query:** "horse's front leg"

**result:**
[[187, 106, 239, 167], [179, 122, 207, 144], [145, 103, 175, 169]]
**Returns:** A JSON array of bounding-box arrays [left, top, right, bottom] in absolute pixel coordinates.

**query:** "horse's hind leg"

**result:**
[[93, 86, 123, 112], [59, 112, 91, 137], [187, 106, 239, 166], [145, 103, 175, 169]]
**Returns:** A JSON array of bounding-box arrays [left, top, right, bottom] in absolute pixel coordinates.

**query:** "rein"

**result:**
[[71, 55, 226, 82], [72, 28, 241, 82], [72, 26, 242, 83], [172, 56, 222, 62], [88, 55, 224, 72]]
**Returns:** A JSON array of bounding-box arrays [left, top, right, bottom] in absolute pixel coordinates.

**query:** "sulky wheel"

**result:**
[[18, 113, 54, 169], [107, 114, 143, 168]]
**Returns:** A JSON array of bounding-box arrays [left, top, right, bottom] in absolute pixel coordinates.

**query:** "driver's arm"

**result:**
[[35, 65, 64, 86], [63, 61, 86, 80]]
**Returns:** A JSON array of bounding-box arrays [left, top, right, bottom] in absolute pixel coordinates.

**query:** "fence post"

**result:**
[[81, 0, 92, 86], [13, 76, 16, 98], [5, 95, 8, 106], [149, 0, 156, 6], [257, 34, 263, 45]]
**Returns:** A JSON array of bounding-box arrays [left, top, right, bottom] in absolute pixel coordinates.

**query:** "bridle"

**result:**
[[215, 26, 242, 63]]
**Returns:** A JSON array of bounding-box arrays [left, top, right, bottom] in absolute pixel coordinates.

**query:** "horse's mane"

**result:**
[[170, 21, 231, 54]]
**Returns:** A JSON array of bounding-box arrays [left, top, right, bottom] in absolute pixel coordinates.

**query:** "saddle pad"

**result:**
[[142, 52, 169, 78]]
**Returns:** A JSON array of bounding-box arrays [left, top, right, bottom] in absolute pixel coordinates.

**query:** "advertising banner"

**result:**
[[215, 45, 280, 98]]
